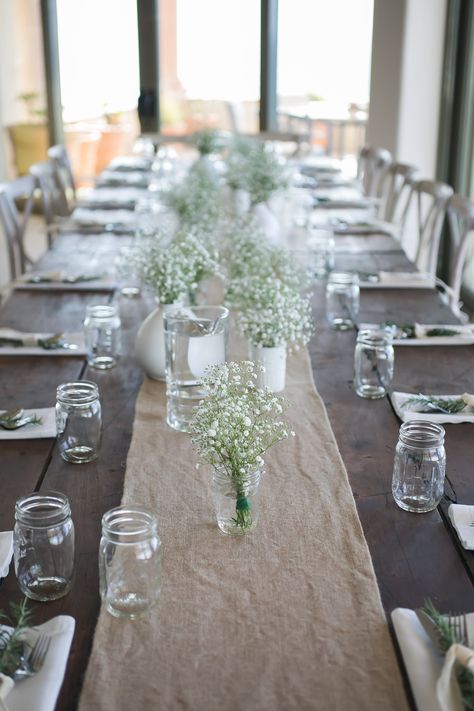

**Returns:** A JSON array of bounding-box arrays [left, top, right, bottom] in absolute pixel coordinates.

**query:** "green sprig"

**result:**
[[0, 599, 32, 677], [422, 600, 474, 710]]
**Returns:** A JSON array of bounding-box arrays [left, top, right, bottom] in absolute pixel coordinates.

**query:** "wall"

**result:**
[[367, 0, 447, 258], [367, 0, 446, 176], [0, 0, 46, 181]]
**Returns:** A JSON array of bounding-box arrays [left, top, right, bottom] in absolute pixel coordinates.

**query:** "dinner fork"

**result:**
[[13, 634, 50, 681], [448, 613, 469, 646]]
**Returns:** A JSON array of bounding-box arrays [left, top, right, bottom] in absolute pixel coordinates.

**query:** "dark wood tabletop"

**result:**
[[0, 229, 473, 710]]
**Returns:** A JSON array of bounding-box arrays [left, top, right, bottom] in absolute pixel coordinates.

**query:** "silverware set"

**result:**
[[12, 635, 50, 681], [0, 409, 42, 430]]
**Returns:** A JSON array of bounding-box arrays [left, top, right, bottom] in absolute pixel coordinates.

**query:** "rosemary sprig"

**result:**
[[383, 322, 461, 339], [0, 338, 23, 348], [425, 328, 461, 337], [0, 599, 32, 677], [402, 394, 467, 414], [422, 600, 474, 710]]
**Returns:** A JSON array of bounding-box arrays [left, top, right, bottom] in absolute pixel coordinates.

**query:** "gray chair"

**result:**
[[48, 144, 76, 212], [30, 161, 70, 244], [0, 175, 37, 279]]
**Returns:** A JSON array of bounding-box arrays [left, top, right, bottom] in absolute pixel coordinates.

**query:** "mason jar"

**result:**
[[14, 491, 75, 601], [99, 506, 162, 619], [326, 272, 360, 330], [83, 303, 121, 369], [56, 381, 102, 463], [392, 420, 446, 513], [211, 468, 262, 535], [354, 329, 394, 399]]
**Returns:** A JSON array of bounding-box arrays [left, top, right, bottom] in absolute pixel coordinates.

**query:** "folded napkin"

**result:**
[[0, 616, 75, 711], [0, 329, 85, 356], [378, 271, 434, 288], [0, 408, 56, 440], [360, 323, 474, 346], [71, 208, 136, 228], [448, 504, 474, 550], [0, 532, 13, 578], [77, 186, 149, 210], [392, 608, 474, 711], [390, 392, 474, 424], [96, 170, 150, 188], [108, 156, 151, 172], [15, 272, 114, 292]]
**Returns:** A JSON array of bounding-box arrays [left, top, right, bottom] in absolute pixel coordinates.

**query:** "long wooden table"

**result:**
[[1, 228, 473, 709]]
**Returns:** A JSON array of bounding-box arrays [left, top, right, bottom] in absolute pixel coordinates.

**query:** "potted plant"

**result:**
[[7, 92, 48, 175]]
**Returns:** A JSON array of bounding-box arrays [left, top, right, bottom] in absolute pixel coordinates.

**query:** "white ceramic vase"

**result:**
[[233, 189, 251, 215], [250, 344, 287, 392], [135, 303, 181, 381], [252, 202, 281, 244]]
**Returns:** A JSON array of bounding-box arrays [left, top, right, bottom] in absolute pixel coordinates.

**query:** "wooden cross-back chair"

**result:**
[[380, 162, 418, 229], [48, 144, 76, 213], [30, 160, 70, 245], [408, 179, 454, 276], [444, 194, 474, 318], [357, 145, 392, 198], [0, 175, 37, 280]]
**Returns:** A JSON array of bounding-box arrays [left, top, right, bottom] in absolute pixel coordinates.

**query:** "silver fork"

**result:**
[[448, 613, 469, 646], [13, 635, 51, 681]]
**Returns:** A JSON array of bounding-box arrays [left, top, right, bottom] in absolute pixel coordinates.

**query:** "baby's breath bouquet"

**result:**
[[191, 361, 293, 533], [135, 231, 218, 305], [238, 278, 314, 349], [193, 128, 226, 156], [226, 140, 286, 206], [164, 163, 220, 232]]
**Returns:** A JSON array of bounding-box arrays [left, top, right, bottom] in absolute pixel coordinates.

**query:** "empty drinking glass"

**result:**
[[326, 272, 359, 329], [99, 506, 161, 619], [392, 421, 446, 513], [307, 228, 335, 279], [164, 306, 229, 432], [14, 491, 75, 601], [354, 329, 394, 399], [56, 381, 102, 463], [84, 304, 121, 369]]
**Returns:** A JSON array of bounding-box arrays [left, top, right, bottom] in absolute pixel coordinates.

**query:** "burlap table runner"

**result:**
[[79, 343, 407, 710]]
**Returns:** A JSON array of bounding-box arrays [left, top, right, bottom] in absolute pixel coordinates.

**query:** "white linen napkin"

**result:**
[[71, 207, 136, 227], [78, 186, 148, 208], [1, 616, 75, 711], [392, 608, 445, 711], [0, 408, 56, 440], [448, 504, 474, 550], [0, 532, 13, 578], [390, 392, 474, 424], [0, 330, 85, 356], [359, 323, 474, 346], [97, 170, 149, 187], [392, 608, 474, 711], [377, 271, 435, 288]]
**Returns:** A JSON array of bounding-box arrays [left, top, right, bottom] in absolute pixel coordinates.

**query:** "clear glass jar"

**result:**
[[99, 506, 161, 619], [83, 303, 121, 369], [211, 468, 262, 535], [14, 491, 75, 601], [392, 421, 446, 513], [164, 306, 229, 432], [307, 228, 335, 279], [354, 329, 394, 399], [326, 272, 359, 330], [56, 381, 102, 463]]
